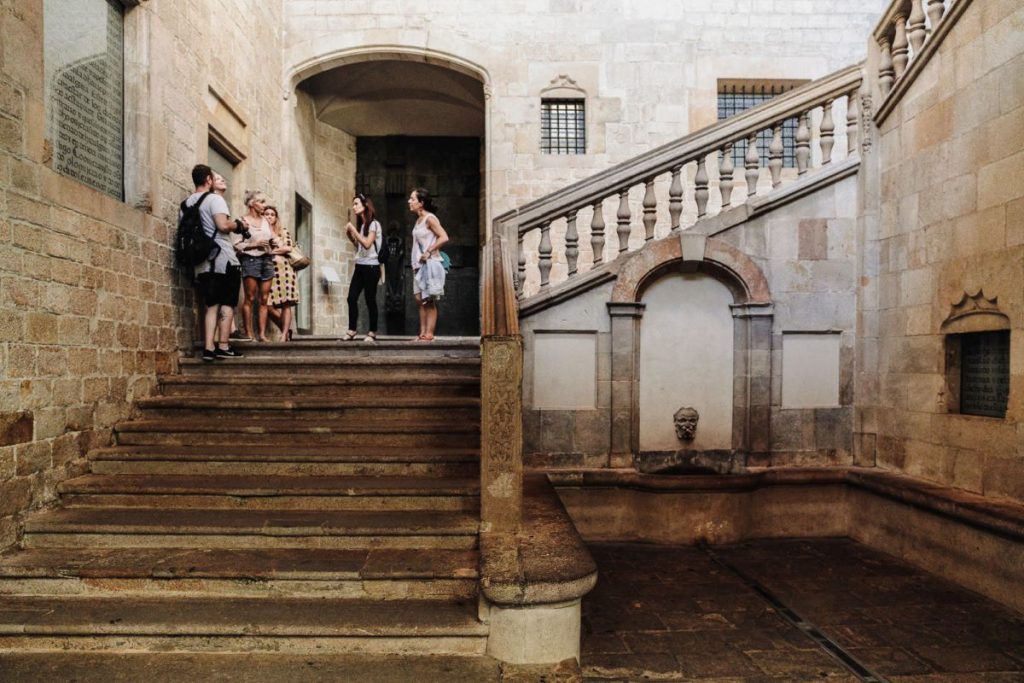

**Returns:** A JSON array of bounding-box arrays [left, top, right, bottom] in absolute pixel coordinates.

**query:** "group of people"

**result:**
[[341, 188, 449, 343], [184, 164, 299, 361], [185, 163, 450, 360]]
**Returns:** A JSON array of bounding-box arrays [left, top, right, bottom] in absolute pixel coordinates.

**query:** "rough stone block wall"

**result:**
[[861, 0, 1024, 502], [0, 0, 285, 551]]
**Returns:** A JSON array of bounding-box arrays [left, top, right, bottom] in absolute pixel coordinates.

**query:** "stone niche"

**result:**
[[638, 273, 734, 452], [942, 291, 1012, 419]]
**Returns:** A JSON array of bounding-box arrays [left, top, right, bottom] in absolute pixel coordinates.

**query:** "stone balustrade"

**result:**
[[496, 65, 863, 299], [871, 0, 973, 124]]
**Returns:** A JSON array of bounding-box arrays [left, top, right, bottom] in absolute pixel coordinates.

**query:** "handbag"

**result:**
[[288, 244, 310, 271]]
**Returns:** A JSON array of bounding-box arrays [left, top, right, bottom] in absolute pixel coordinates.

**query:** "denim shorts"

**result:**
[[239, 254, 275, 280]]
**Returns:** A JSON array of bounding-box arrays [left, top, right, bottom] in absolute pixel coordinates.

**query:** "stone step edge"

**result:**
[[114, 420, 480, 434], [178, 356, 481, 366], [135, 398, 481, 410], [0, 597, 487, 637], [58, 475, 480, 496], [159, 375, 481, 386], [86, 446, 481, 462]]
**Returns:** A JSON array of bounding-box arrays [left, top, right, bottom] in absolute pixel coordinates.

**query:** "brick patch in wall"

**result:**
[[0, 411, 33, 447]]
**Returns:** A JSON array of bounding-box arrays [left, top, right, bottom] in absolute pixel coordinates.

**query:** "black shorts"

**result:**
[[195, 265, 241, 307]]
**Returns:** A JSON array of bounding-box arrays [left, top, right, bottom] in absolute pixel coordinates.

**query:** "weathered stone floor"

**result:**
[[582, 539, 1024, 682]]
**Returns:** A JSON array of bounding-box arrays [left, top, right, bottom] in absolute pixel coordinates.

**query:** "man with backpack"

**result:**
[[179, 164, 245, 361]]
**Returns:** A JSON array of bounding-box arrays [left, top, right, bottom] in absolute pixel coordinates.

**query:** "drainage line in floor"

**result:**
[[699, 543, 891, 683]]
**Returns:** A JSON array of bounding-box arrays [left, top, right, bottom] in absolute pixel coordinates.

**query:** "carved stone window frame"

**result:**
[[540, 75, 588, 156], [941, 290, 1011, 419]]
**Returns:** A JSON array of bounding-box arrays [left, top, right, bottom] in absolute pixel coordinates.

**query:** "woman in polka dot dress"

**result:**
[[265, 205, 299, 340]]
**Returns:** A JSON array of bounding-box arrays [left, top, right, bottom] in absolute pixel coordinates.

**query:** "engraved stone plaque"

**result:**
[[44, 0, 124, 200], [960, 331, 1009, 418]]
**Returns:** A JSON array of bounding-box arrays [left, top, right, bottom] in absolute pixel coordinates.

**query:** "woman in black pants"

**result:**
[[342, 193, 382, 342]]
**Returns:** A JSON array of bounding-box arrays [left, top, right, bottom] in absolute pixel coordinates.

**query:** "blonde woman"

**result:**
[[265, 205, 298, 341], [234, 190, 275, 342]]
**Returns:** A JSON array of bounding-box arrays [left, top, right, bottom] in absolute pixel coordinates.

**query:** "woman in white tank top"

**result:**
[[408, 187, 449, 341]]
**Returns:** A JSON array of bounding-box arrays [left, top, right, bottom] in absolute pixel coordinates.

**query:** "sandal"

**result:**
[[415, 334, 435, 342], [341, 331, 357, 342], [365, 332, 377, 344]]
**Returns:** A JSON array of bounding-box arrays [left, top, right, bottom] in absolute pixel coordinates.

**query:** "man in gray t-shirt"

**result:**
[[186, 164, 244, 362]]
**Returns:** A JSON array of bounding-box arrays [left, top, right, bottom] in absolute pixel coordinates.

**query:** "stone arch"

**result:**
[[606, 234, 773, 465], [610, 235, 771, 304]]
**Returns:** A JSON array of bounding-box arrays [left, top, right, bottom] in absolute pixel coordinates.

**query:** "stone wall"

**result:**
[[521, 174, 860, 469], [858, 0, 1024, 503], [0, 0, 286, 551], [282, 0, 886, 219]]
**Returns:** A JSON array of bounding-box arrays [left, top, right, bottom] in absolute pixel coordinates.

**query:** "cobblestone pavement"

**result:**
[[581, 539, 1024, 682]]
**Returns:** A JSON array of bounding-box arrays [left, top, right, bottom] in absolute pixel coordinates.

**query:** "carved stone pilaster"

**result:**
[[481, 336, 523, 533], [607, 302, 645, 467]]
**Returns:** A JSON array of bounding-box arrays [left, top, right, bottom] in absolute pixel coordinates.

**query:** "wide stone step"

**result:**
[[158, 374, 481, 399], [113, 420, 481, 449], [87, 445, 480, 477], [0, 653, 506, 682], [134, 396, 480, 422], [23, 508, 479, 550], [57, 474, 480, 511], [178, 356, 481, 379], [0, 547, 478, 599], [0, 596, 487, 655], [215, 337, 482, 358]]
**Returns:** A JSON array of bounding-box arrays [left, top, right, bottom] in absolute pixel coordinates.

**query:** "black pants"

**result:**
[[347, 263, 380, 332]]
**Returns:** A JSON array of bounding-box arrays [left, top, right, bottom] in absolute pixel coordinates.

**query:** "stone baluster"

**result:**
[[565, 210, 579, 276], [516, 233, 526, 297], [892, 15, 909, 78], [908, 0, 927, 55], [846, 91, 859, 155], [744, 133, 760, 196], [591, 199, 606, 265], [694, 157, 709, 218], [768, 123, 784, 187], [878, 37, 895, 96], [820, 99, 835, 164], [537, 221, 553, 288], [720, 144, 735, 208], [668, 165, 683, 232], [642, 178, 657, 241], [795, 112, 810, 175], [616, 188, 631, 253], [926, 0, 945, 29]]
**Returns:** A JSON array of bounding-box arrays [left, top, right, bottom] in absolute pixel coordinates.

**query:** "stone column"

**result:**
[[731, 303, 774, 464], [607, 302, 645, 468], [480, 335, 523, 532]]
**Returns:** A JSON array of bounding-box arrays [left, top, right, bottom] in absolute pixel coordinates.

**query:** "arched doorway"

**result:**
[[292, 56, 486, 336]]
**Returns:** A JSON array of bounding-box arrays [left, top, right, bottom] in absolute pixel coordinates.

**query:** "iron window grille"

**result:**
[[717, 81, 805, 168], [541, 99, 586, 154]]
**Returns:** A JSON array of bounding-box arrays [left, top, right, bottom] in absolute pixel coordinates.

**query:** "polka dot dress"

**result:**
[[269, 227, 300, 306]]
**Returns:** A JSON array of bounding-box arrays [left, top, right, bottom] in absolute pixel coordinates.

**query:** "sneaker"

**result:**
[[201, 349, 217, 362], [215, 346, 245, 358]]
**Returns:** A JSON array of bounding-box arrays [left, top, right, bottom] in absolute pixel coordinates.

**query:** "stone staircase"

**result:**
[[0, 339, 498, 667]]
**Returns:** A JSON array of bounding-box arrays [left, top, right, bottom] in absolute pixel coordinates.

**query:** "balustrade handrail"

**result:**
[[495, 64, 862, 235], [482, 233, 519, 337]]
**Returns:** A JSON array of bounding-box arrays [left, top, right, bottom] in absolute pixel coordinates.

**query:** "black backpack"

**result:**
[[374, 226, 390, 269], [175, 192, 220, 266]]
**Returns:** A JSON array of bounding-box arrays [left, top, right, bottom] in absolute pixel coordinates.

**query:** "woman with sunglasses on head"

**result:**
[[235, 190, 276, 342], [408, 187, 449, 342], [342, 193, 382, 343], [264, 205, 299, 341]]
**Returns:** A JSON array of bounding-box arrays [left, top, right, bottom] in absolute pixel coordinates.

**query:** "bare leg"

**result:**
[[415, 293, 427, 338], [203, 305, 219, 351], [257, 279, 273, 341], [216, 305, 233, 349], [242, 277, 258, 340], [424, 301, 438, 339], [282, 306, 293, 340]]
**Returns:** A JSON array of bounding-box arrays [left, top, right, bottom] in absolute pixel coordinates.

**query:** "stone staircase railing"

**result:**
[[872, 0, 971, 123], [496, 64, 864, 299]]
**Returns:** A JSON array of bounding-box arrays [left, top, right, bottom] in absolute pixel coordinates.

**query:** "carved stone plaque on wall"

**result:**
[[960, 331, 1010, 418], [44, 0, 124, 200]]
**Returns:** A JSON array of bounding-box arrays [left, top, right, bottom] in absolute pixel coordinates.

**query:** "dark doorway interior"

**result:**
[[356, 136, 481, 337]]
